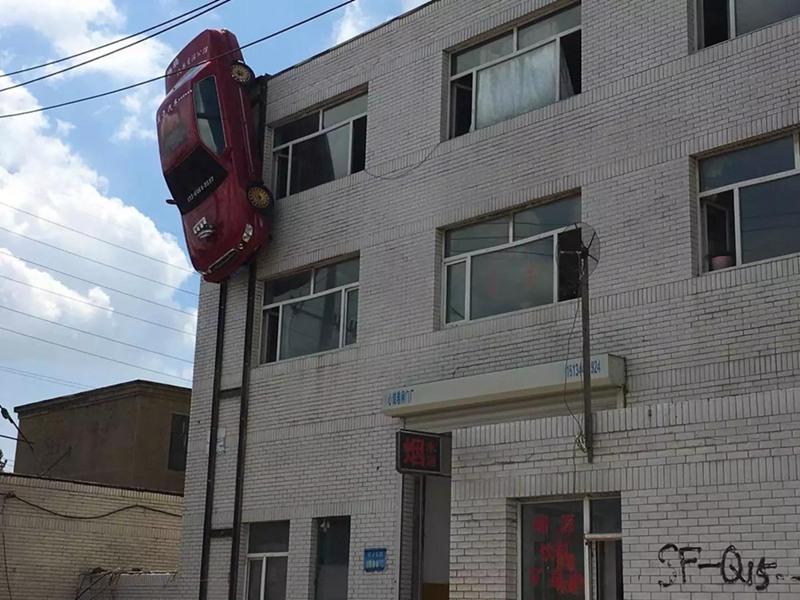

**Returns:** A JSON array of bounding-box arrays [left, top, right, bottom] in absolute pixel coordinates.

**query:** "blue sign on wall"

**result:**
[[364, 548, 387, 573]]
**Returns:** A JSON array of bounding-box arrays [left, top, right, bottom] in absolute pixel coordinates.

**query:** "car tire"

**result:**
[[231, 61, 255, 85], [246, 185, 274, 214]]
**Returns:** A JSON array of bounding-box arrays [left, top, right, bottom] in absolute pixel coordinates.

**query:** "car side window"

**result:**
[[194, 77, 226, 156]]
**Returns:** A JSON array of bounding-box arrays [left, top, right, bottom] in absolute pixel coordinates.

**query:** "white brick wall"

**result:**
[[0, 475, 181, 600], [180, 0, 800, 598]]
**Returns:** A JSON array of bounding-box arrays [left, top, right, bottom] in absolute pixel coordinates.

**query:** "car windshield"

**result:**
[[160, 118, 189, 163], [165, 146, 228, 215], [194, 77, 226, 156], [169, 63, 206, 94]]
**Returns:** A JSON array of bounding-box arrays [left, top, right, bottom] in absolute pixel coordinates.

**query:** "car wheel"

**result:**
[[231, 61, 255, 85], [247, 185, 274, 213]]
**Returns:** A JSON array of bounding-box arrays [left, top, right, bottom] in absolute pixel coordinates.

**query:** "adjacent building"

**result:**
[[14, 380, 191, 494], [181, 1, 800, 599]]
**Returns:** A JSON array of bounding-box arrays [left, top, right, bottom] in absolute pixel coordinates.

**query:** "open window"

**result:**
[[449, 4, 581, 137], [698, 0, 800, 48], [699, 134, 800, 271]]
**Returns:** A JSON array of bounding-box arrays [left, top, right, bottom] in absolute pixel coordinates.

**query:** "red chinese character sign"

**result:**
[[521, 501, 585, 599], [395, 430, 444, 475]]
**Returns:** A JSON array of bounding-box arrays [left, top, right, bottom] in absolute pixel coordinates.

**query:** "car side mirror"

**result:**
[[166, 198, 177, 205]]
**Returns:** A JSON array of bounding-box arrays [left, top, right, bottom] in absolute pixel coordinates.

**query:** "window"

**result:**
[[450, 4, 581, 137], [246, 521, 289, 600], [444, 196, 581, 323], [194, 77, 226, 155], [273, 94, 367, 198], [520, 496, 622, 600], [699, 135, 800, 271], [167, 413, 189, 472], [314, 516, 350, 600], [261, 257, 359, 362], [698, 0, 800, 48]]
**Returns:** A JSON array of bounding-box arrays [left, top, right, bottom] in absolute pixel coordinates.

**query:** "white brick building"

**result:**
[[181, 1, 800, 599]]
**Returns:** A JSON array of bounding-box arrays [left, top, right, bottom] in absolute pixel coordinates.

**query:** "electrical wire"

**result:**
[[0, 326, 192, 383], [75, 572, 112, 600], [7, 255, 197, 316], [0, 365, 90, 390], [0, 226, 198, 296], [0, 0, 358, 119], [0, 306, 193, 364], [0, 201, 196, 275], [0, 274, 195, 337], [363, 141, 443, 181], [0, 0, 227, 79], [4, 492, 182, 520], [0, 0, 232, 94]]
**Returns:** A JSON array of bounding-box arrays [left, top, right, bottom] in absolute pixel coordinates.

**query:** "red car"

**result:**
[[156, 29, 273, 284]]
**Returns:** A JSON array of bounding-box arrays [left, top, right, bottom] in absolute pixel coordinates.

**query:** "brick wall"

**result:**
[[0, 474, 181, 600], [181, 0, 800, 598]]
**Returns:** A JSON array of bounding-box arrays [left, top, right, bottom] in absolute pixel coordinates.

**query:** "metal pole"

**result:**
[[581, 251, 593, 463]]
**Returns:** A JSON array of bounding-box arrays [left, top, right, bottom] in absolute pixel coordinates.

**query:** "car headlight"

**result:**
[[242, 224, 254, 243]]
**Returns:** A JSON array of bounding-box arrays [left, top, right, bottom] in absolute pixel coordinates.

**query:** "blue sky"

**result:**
[[0, 0, 425, 470]]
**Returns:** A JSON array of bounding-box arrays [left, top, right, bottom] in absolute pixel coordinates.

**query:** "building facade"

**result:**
[[14, 380, 191, 493], [182, 1, 800, 599], [0, 473, 182, 600]]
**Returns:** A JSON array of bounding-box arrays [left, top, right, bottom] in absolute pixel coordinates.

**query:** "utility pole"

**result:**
[[580, 248, 593, 463]]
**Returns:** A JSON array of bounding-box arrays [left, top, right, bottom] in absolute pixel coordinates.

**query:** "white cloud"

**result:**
[[0, 71, 196, 380], [333, 2, 381, 45], [113, 87, 161, 142], [401, 0, 428, 10], [54, 119, 75, 136]]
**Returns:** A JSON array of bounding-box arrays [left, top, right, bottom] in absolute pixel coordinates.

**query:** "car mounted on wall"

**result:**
[[156, 29, 273, 284]]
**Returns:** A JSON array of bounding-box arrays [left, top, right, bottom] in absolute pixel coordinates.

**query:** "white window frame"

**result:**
[[261, 261, 359, 362], [442, 198, 580, 326], [698, 132, 800, 273], [697, 0, 800, 48], [244, 551, 289, 600], [517, 496, 623, 600], [272, 96, 367, 198], [449, 4, 581, 136]]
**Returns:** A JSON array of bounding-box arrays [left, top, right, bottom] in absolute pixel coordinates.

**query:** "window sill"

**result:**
[[256, 343, 359, 371], [442, 297, 580, 331], [699, 251, 800, 278]]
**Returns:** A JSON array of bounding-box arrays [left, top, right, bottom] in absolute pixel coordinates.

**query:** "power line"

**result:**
[[0, 0, 233, 94], [0, 0, 227, 79], [0, 326, 192, 383], [0, 365, 90, 390], [6, 254, 197, 316], [0, 226, 198, 296], [4, 491, 182, 519], [0, 201, 196, 275], [0, 0, 358, 119], [0, 274, 195, 337], [0, 306, 193, 364]]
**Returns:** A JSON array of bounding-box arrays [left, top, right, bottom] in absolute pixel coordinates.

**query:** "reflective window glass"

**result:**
[[290, 125, 351, 195], [518, 5, 582, 49], [194, 77, 225, 155], [280, 293, 342, 360], [249, 521, 290, 554], [445, 217, 509, 257], [735, 0, 800, 35], [699, 136, 795, 191], [314, 258, 360, 292], [514, 196, 581, 241], [264, 272, 312, 305], [452, 33, 514, 76], [740, 173, 800, 264], [323, 95, 368, 129]]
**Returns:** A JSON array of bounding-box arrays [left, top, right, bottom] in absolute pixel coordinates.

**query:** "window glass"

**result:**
[[446, 262, 466, 323], [557, 228, 582, 301], [314, 258, 360, 292], [273, 149, 290, 200], [261, 307, 280, 364], [164, 146, 227, 215], [702, 191, 736, 265], [475, 43, 557, 130], [735, 0, 800, 35], [264, 272, 312, 305], [445, 217, 509, 257], [290, 125, 351, 195], [740, 173, 800, 263], [514, 196, 581, 241], [194, 77, 225, 155], [274, 113, 319, 147], [597, 540, 624, 600], [167, 414, 189, 472], [521, 501, 585, 599], [315, 517, 350, 600], [170, 63, 207, 93], [160, 116, 189, 162], [323, 95, 368, 129], [265, 557, 288, 600], [518, 5, 582, 49], [591, 498, 622, 534], [699, 136, 795, 191], [249, 521, 290, 554], [345, 289, 358, 346], [351, 116, 367, 174], [471, 238, 554, 319], [452, 33, 514, 76], [280, 293, 342, 360], [247, 560, 263, 600]]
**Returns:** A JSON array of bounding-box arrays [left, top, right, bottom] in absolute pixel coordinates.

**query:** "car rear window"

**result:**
[[165, 146, 228, 215]]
